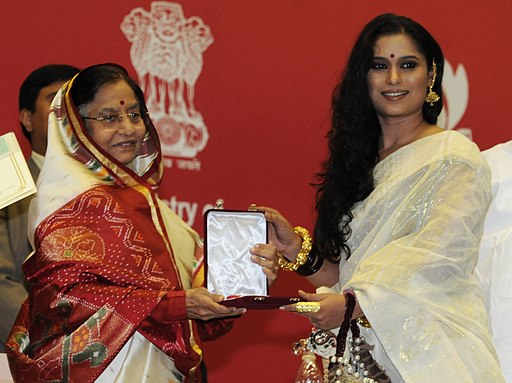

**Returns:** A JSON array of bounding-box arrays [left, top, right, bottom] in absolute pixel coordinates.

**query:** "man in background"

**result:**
[[0, 64, 80, 351]]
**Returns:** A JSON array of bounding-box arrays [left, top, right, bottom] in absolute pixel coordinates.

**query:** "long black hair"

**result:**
[[314, 14, 444, 262]]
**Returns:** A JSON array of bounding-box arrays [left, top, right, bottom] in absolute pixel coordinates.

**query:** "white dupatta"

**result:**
[[337, 131, 504, 382]]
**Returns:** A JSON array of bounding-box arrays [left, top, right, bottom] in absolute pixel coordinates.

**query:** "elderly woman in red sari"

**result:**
[[6, 63, 278, 382]]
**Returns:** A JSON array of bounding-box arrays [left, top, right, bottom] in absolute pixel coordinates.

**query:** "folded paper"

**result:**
[[0, 132, 37, 210]]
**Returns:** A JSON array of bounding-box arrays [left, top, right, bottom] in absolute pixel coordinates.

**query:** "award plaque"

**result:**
[[204, 209, 300, 309]]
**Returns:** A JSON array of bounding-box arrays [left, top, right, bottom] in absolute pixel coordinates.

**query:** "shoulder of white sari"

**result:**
[[377, 131, 485, 172]]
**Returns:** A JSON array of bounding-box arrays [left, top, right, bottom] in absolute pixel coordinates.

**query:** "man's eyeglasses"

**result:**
[[81, 111, 149, 127]]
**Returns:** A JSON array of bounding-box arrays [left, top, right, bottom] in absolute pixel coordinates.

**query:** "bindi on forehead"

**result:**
[[390, 53, 395, 58], [120, 100, 125, 105]]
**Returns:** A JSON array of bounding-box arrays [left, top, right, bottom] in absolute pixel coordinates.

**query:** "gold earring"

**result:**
[[425, 59, 440, 106]]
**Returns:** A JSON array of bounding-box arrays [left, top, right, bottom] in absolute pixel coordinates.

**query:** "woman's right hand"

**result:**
[[249, 205, 302, 260], [185, 287, 246, 321]]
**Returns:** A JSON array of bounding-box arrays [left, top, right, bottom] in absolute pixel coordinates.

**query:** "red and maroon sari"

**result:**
[[7, 73, 230, 382]]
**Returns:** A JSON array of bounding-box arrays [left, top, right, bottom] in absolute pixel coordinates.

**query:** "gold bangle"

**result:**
[[277, 226, 312, 272]]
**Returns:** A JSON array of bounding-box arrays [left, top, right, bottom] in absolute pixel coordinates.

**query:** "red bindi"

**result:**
[[390, 54, 395, 58], [120, 100, 125, 105]]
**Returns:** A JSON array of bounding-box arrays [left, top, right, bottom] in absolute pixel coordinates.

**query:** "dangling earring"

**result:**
[[425, 58, 440, 106]]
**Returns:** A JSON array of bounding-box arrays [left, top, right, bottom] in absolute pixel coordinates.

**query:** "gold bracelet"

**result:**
[[277, 226, 312, 272]]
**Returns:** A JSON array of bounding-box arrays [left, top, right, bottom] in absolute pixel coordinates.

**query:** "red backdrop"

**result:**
[[2, 1, 511, 381]]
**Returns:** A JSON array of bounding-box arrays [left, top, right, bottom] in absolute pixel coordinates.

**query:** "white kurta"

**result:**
[[476, 140, 512, 382], [337, 131, 504, 382]]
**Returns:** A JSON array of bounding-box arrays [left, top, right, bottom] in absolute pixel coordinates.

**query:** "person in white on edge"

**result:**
[[476, 140, 512, 383]]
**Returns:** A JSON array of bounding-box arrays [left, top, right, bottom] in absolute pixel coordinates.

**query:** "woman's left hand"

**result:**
[[250, 243, 279, 285], [280, 290, 347, 330]]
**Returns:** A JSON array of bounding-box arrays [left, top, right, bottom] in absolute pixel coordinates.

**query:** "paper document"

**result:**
[[0, 132, 36, 210]]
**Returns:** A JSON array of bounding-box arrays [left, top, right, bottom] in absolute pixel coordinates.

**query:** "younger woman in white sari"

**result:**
[[251, 13, 505, 382]]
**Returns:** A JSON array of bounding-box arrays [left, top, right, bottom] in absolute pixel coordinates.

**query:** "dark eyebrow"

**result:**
[[373, 55, 421, 61], [97, 102, 140, 114], [98, 107, 119, 114], [46, 92, 58, 101], [398, 55, 421, 60]]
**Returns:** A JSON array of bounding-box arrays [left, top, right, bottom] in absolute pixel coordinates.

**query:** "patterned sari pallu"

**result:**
[[9, 186, 199, 382]]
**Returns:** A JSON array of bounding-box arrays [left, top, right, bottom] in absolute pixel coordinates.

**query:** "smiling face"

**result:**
[[367, 33, 431, 123], [84, 81, 146, 165]]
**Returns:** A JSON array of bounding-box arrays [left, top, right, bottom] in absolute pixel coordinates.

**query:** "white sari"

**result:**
[[336, 131, 504, 382]]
